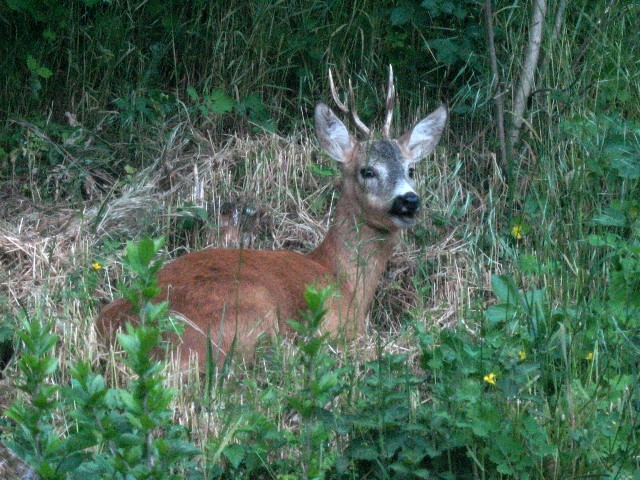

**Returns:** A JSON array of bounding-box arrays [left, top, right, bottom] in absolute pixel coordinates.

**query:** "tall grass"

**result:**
[[1, 0, 639, 478]]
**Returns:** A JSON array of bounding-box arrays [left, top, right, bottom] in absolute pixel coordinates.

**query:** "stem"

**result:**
[[538, 0, 568, 88], [508, 0, 548, 152], [484, 0, 510, 175]]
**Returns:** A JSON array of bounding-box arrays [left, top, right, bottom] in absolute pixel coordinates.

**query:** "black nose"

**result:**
[[390, 192, 420, 216]]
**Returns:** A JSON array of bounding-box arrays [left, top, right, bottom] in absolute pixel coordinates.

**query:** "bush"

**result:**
[[3, 238, 200, 479]]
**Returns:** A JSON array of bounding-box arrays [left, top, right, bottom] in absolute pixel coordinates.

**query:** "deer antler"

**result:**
[[382, 65, 396, 139], [328, 68, 371, 137]]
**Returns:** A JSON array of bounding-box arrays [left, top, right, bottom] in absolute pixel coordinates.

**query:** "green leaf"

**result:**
[[207, 89, 235, 115], [42, 29, 56, 41], [117, 331, 139, 356], [517, 254, 539, 274], [485, 304, 519, 325], [413, 469, 433, 479], [37, 66, 53, 79], [391, 6, 414, 25], [350, 443, 379, 460], [591, 207, 627, 227], [426, 38, 461, 64], [223, 444, 246, 469], [421, 0, 438, 11], [604, 139, 640, 179], [609, 151, 640, 179], [441, 1, 455, 14], [186, 86, 199, 101], [26, 55, 38, 71], [309, 163, 336, 177], [317, 371, 339, 393], [142, 300, 168, 321], [491, 275, 524, 307], [41, 357, 59, 375], [136, 237, 157, 267], [118, 432, 145, 447], [286, 319, 304, 334], [164, 438, 201, 458], [62, 430, 98, 453]]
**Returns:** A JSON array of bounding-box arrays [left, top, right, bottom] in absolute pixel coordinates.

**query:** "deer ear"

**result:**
[[315, 103, 353, 163], [400, 105, 448, 162]]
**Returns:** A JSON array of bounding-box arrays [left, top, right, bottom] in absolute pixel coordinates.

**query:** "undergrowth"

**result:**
[[1, 0, 640, 478], [4, 238, 200, 479], [4, 230, 639, 478]]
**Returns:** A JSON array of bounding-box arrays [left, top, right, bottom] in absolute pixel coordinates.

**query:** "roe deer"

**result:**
[[97, 68, 447, 367]]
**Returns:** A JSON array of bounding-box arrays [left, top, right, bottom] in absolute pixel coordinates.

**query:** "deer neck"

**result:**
[[308, 195, 398, 323]]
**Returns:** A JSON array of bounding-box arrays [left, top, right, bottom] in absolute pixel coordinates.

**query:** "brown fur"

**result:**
[[97, 218, 396, 365]]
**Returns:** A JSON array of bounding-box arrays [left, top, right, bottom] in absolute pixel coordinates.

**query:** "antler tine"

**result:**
[[347, 78, 371, 137], [328, 68, 371, 137], [382, 65, 396, 139], [328, 68, 349, 115]]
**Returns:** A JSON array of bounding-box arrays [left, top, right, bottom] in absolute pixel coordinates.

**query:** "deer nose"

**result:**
[[391, 192, 420, 216]]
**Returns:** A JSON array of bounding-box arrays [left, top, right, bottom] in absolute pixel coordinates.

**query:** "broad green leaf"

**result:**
[[223, 444, 246, 469], [491, 274, 524, 307], [485, 304, 519, 325], [164, 438, 201, 458], [142, 300, 168, 322], [26, 55, 38, 71], [427, 38, 461, 64], [136, 237, 157, 266], [591, 207, 627, 227], [186, 86, 199, 101], [62, 430, 98, 454], [391, 6, 413, 25], [317, 371, 339, 393], [37, 66, 53, 79], [207, 89, 235, 115], [609, 151, 640, 179], [421, 0, 438, 11], [41, 357, 59, 376]]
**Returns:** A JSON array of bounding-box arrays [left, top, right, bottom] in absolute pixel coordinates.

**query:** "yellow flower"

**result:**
[[511, 225, 524, 240], [585, 352, 594, 360], [483, 373, 497, 385], [91, 261, 102, 271], [518, 350, 527, 361]]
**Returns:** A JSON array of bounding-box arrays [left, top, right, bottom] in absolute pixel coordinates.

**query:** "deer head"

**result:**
[[315, 67, 447, 232]]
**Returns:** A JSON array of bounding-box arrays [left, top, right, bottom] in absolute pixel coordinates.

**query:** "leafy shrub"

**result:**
[[3, 238, 200, 479]]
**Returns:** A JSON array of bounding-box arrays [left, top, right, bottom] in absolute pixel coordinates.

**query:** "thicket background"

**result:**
[[1, 0, 639, 479]]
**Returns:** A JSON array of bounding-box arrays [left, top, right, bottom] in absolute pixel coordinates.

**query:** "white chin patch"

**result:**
[[391, 214, 417, 228]]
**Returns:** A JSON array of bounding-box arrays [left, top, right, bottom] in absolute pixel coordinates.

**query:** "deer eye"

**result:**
[[360, 167, 376, 179], [408, 167, 416, 179]]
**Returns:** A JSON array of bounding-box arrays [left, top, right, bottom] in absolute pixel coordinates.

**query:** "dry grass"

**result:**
[[0, 119, 499, 448]]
